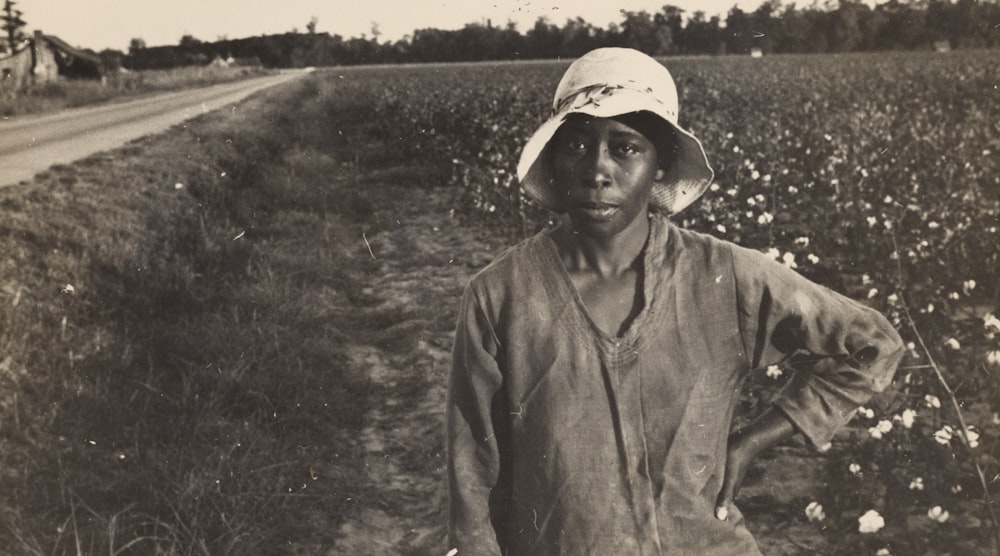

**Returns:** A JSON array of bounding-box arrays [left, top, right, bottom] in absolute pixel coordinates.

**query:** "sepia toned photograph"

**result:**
[[1, 1, 998, 554]]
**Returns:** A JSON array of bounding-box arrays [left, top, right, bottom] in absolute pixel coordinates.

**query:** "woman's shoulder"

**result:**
[[653, 215, 738, 268], [466, 230, 554, 294]]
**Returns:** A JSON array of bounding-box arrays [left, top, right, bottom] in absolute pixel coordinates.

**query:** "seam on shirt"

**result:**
[[727, 243, 754, 370], [470, 286, 503, 361]]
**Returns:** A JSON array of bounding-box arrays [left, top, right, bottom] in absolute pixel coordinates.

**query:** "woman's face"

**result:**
[[550, 114, 663, 240]]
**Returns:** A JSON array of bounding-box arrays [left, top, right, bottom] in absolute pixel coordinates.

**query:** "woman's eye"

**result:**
[[616, 143, 640, 155], [563, 138, 586, 151]]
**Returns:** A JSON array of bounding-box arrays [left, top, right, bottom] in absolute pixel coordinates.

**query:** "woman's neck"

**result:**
[[554, 214, 651, 277]]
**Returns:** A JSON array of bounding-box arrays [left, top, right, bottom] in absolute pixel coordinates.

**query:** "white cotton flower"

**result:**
[[887, 293, 898, 304], [746, 197, 757, 206], [781, 252, 796, 268], [901, 409, 917, 429], [909, 477, 924, 491], [944, 338, 960, 350], [868, 426, 885, 440], [757, 212, 774, 225], [862, 274, 872, 285], [751, 170, 761, 180], [934, 425, 954, 445], [807, 254, 820, 264], [984, 313, 1000, 333], [963, 279, 977, 294], [883, 195, 893, 204], [716, 224, 727, 234], [988, 350, 1000, 367], [877, 549, 891, 556], [927, 506, 950, 523], [788, 185, 799, 194], [709, 183, 721, 192], [766, 247, 781, 259], [805, 501, 826, 522], [858, 407, 875, 419], [948, 292, 960, 300], [858, 510, 885, 533], [794, 236, 810, 246], [951, 484, 963, 494], [876, 420, 893, 434], [766, 365, 783, 379], [925, 394, 941, 409], [928, 221, 940, 229], [867, 288, 879, 299], [867, 216, 878, 227], [964, 427, 980, 449], [849, 463, 861, 475]]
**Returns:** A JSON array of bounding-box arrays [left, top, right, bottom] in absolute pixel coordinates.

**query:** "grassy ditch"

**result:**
[[0, 71, 414, 554], [0, 65, 274, 117]]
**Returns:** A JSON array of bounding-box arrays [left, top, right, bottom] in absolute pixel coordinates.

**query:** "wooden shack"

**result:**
[[0, 30, 102, 88]]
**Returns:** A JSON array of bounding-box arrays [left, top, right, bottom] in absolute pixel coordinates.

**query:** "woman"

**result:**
[[447, 47, 903, 555]]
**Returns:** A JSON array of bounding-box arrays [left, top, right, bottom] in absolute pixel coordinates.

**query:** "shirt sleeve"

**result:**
[[730, 244, 904, 448], [447, 285, 508, 555]]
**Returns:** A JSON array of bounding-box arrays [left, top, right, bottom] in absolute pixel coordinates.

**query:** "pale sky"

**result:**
[[19, 0, 772, 52]]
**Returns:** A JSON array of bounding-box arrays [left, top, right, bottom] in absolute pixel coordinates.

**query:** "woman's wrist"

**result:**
[[731, 407, 797, 457]]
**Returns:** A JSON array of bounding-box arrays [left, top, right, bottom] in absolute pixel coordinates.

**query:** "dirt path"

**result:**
[[311, 169, 497, 555]]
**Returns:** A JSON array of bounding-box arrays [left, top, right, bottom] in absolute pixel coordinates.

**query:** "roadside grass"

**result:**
[[0, 65, 274, 117], [0, 72, 391, 553]]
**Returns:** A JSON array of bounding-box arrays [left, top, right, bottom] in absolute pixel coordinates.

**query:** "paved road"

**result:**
[[0, 71, 306, 187]]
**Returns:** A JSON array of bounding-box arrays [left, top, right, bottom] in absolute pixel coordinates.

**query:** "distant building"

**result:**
[[0, 30, 104, 89], [750, 47, 763, 58]]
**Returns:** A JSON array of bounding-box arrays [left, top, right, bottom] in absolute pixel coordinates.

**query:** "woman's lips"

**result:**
[[578, 202, 620, 220]]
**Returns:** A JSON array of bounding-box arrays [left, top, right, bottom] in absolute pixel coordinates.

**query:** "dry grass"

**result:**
[[0, 73, 396, 554]]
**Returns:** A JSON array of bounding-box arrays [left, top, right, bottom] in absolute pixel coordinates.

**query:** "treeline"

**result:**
[[122, 0, 1000, 69]]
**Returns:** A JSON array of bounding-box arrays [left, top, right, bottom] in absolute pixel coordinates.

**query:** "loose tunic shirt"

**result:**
[[448, 215, 903, 555]]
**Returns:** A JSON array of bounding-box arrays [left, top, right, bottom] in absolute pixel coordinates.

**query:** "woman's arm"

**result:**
[[717, 243, 905, 516], [447, 286, 507, 555], [715, 407, 796, 519]]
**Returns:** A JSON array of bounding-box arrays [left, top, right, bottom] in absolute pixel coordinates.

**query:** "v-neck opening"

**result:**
[[540, 217, 663, 346]]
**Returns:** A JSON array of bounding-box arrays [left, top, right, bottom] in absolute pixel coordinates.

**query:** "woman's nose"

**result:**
[[583, 148, 613, 188]]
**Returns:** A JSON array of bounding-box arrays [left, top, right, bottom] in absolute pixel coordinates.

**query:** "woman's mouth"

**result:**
[[578, 202, 619, 220]]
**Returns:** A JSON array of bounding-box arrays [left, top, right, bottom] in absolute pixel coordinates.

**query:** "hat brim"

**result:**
[[517, 90, 714, 215]]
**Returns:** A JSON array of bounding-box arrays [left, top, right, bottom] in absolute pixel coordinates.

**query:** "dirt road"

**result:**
[[0, 71, 306, 188]]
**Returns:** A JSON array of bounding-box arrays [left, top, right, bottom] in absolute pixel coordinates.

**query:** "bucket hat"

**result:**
[[516, 47, 714, 215]]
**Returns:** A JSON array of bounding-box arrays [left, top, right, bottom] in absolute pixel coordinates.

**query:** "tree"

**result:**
[[654, 5, 685, 54], [620, 10, 672, 55], [307, 16, 318, 35], [128, 37, 146, 55], [686, 11, 724, 55], [1, 0, 28, 54], [725, 7, 754, 54], [179, 34, 202, 48]]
